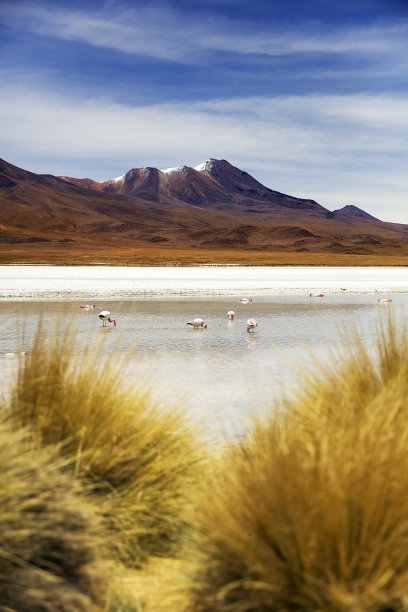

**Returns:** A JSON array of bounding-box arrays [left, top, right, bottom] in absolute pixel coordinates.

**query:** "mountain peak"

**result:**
[[194, 158, 220, 173], [194, 158, 236, 176], [334, 204, 380, 222]]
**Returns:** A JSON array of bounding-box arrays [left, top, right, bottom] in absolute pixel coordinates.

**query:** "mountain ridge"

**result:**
[[61, 158, 330, 216], [1, 156, 407, 264]]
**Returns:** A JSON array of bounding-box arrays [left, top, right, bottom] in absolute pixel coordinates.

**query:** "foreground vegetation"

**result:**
[[0, 419, 108, 611], [3, 317, 408, 610], [185, 320, 408, 610], [8, 322, 201, 568]]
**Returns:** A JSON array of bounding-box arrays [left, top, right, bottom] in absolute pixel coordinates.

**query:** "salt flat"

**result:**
[[0, 266, 407, 300]]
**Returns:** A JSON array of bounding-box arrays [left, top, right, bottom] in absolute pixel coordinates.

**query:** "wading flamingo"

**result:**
[[187, 318, 207, 329], [80, 304, 95, 309], [99, 310, 117, 327], [246, 318, 258, 333], [228, 311, 235, 320], [240, 297, 253, 304]]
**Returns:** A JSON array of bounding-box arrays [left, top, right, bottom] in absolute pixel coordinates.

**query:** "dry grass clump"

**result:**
[[184, 320, 408, 611], [8, 322, 201, 567], [0, 418, 107, 612]]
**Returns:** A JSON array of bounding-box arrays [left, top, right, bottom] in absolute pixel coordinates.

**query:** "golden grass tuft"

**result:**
[[184, 319, 408, 611], [0, 417, 107, 612], [8, 320, 201, 567]]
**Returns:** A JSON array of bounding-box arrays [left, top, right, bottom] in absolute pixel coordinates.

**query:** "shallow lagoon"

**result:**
[[1, 292, 406, 440]]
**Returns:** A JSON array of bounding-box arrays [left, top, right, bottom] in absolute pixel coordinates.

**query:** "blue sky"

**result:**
[[1, 0, 408, 222]]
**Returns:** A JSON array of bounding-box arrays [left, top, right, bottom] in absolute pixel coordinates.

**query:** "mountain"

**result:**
[[333, 205, 381, 222], [1, 156, 408, 264], [61, 158, 328, 217]]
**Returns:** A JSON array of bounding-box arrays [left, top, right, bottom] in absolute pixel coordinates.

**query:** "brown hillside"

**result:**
[[1, 157, 408, 265]]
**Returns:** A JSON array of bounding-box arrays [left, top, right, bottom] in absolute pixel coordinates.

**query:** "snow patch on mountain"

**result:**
[[105, 173, 126, 183], [194, 159, 217, 172], [162, 166, 184, 175]]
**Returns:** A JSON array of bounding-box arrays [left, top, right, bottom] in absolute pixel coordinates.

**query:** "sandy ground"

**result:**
[[0, 266, 407, 300]]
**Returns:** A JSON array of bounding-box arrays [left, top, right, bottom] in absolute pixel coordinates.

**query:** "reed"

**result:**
[[0, 417, 107, 612], [184, 318, 408, 611], [8, 319, 201, 567]]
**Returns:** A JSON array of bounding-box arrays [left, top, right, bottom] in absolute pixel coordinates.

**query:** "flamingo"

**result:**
[[310, 293, 324, 298], [228, 311, 235, 321], [187, 318, 207, 329], [99, 310, 117, 327], [240, 297, 253, 304], [246, 318, 258, 333], [378, 298, 392, 303], [80, 304, 95, 309]]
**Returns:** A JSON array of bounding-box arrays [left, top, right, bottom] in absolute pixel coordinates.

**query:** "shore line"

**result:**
[[0, 265, 406, 300], [0, 288, 406, 301]]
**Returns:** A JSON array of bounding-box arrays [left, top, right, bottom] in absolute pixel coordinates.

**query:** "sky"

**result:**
[[1, 0, 408, 222]]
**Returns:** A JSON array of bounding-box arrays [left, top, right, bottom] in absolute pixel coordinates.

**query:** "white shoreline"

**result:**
[[0, 266, 407, 300]]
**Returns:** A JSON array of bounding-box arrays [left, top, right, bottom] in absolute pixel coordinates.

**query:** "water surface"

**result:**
[[1, 293, 405, 439]]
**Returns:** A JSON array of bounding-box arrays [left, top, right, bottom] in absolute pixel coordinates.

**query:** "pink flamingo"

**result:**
[[80, 304, 95, 309], [246, 318, 258, 333], [98, 310, 117, 327], [228, 311, 235, 321], [187, 318, 207, 329]]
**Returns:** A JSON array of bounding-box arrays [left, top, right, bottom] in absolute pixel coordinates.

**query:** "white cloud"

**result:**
[[1, 1, 408, 67], [1, 80, 407, 223]]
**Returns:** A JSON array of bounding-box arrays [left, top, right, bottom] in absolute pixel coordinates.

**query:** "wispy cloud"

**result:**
[[1, 76, 407, 221], [1, 1, 408, 68]]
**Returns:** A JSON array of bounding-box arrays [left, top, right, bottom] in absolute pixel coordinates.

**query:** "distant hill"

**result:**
[[1, 156, 408, 263], [333, 204, 381, 222]]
